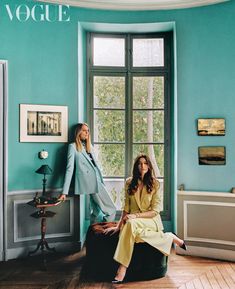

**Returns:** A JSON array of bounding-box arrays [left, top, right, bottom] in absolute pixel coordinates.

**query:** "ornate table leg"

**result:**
[[41, 215, 56, 252], [28, 207, 56, 270]]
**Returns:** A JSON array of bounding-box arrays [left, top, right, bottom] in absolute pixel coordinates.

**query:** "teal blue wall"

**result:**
[[175, 4, 235, 192], [0, 0, 79, 191], [1, 0, 234, 239], [72, 0, 235, 193]]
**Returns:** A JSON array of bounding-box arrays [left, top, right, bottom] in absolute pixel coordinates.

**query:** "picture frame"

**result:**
[[198, 146, 226, 165], [20, 104, 68, 142], [197, 118, 225, 136]]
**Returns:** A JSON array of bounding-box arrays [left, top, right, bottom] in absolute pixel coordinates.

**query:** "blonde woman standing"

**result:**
[[59, 123, 116, 223]]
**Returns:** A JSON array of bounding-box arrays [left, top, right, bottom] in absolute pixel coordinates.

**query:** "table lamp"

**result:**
[[35, 165, 53, 196]]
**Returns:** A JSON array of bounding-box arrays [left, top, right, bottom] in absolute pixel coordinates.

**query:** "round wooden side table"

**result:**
[[27, 198, 61, 269]]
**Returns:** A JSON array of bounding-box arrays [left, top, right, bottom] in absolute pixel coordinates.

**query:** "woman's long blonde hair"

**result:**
[[74, 123, 91, 153]]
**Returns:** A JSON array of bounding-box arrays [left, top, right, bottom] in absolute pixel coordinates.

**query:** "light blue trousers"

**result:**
[[89, 167, 116, 223]]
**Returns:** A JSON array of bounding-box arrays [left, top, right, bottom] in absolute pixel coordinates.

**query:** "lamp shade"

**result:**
[[35, 165, 53, 175]]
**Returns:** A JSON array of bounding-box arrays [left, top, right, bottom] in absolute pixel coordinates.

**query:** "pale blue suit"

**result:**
[[62, 143, 116, 223]]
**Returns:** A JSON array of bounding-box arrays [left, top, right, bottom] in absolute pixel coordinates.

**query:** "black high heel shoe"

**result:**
[[180, 241, 187, 251], [112, 279, 123, 284], [173, 233, 187, 251]]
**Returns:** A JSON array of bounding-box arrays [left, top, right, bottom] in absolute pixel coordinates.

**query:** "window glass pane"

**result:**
[[133, 111, 164, 143], [89, 32, 171, 218], [133, 76, 164, 109], [133, 144, 164, 177], [104, 178, 125, 210], [94, 110, 125, 142], [93, 37, 125, 67], [94, 76, 125, 109], [133, 38, 164, 67], [94, 144, 125, 177]]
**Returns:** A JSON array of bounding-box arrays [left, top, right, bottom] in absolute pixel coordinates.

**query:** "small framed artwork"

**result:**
[[20, 104, 68, 142], [198, 146, 226, 165], [197, 118, 225, 136]]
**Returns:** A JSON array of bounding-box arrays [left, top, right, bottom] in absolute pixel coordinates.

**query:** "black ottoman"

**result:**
[[85, 222, 168, 281]]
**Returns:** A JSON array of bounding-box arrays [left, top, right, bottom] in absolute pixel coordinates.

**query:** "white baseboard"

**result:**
[[5, 241, 81, 261], [176, 245, 235, 262]]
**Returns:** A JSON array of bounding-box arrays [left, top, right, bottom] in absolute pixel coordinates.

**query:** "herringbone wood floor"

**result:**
[[0, 248, 234, 289]]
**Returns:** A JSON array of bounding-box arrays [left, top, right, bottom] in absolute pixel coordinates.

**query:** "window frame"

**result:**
[[87, 32, 172, 220]]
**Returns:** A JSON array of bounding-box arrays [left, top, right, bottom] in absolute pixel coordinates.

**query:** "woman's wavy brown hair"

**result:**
[[128, 154, 156, 195]]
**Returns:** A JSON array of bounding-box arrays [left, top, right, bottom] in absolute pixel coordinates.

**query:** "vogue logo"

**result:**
[[4, 4, 70, 22]]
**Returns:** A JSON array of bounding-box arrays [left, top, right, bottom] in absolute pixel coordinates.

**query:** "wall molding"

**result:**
[[0, 251, 3, 261], [8, 188, 62, 196], [0, 60, 8, 262], [183, 200, 235, 246], [178, 190, 235, 197], [176, 245, 235, 262], [0, 62, 4, 262], [13, 198, 74, 243], [38, 0, 229, 10]]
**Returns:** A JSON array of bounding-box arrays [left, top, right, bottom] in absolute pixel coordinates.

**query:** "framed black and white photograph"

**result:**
[[197, 118, 225, 136], [20, 104, 68, 142], [198, 146, 226, 165]]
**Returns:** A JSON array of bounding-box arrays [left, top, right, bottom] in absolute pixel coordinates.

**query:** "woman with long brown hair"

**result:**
[[104, 154, 186, 283], [59, 123, 116, 223]]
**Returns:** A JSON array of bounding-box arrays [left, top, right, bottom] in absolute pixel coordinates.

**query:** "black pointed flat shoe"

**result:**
[[112, 279, 123, 284]]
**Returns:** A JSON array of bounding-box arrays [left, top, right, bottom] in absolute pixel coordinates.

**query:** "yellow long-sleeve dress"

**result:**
[[113, 177, 174, 268]]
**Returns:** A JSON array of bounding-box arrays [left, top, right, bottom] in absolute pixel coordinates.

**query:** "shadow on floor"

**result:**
[[0, 250, 85, 289]]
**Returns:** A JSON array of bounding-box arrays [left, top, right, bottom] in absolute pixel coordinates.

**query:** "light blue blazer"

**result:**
[[62, 143, 104, 195]]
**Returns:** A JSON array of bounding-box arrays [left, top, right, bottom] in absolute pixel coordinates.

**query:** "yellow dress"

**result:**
[[113, 178, 174, 267]]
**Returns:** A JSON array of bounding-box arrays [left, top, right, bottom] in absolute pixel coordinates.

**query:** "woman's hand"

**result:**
[[58, 194, 66, 201], [103, 226, 120, 235], [123, 214, 137, 222]]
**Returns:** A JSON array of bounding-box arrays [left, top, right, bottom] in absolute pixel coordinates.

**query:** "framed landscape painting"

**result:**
[[198, 146, 226, 165], [197, 118, 225, 136], [20, 104, 68, 142]]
